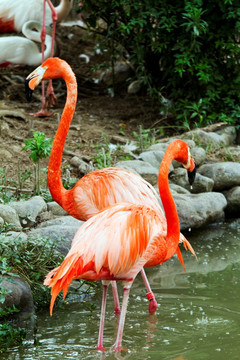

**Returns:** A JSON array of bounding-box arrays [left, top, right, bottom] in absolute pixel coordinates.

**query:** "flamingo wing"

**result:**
[[44, 202, 165, 314], [71, 168, 163, 220]]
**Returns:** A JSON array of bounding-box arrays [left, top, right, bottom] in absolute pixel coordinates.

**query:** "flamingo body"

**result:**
[[45, 202, 167, 313], [0, 0, 72, 32], [0, 21, 53, 67]]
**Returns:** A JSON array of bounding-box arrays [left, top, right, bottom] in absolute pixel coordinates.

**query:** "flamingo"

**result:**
[[25, 57, 196, 314], [44, 139, 196, 351], [0, 20, 54, 67], [0, 0, 73, 116]]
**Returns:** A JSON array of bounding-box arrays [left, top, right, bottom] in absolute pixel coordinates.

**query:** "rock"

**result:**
[[147, 138, 196, 153], [169, 183, 190, 195], [0, 231, 28, 243], [70, 156, 93, 174], [169, 168, 214, 193], [174, 192, 227, 230], [223, 186, 240, 216], [127, 80, 142, 94], [184, 128, 236, 149], [100, 62, 133, 85], [47, 201, 68, 216], [0, 216, 4, 227], [114, 160, 158, 185], [28, 216, 84, 254], [1, 275, 34, 321], [216, 126, 237, 146], [198, 162, 240, 191], [9, 196, 47, 228], [189, 146, 206, 166], [221, 145, 240, 162], [0, 204, 21, 231], [138, 150, 174, 172]]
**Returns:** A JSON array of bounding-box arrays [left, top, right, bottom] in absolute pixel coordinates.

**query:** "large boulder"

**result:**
[[223, 186, 240, 216], [198, 162, 240, 191], [0, 204, 21, 231], [1, 275, 34, 323], [174, 192, 227, 230], [9, 196, 47, 227], [169, 168, 214, 193]]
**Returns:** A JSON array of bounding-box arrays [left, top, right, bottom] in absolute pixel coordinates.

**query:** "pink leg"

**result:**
[[96, 282, 109, 352], [31, 0, 52, 117], [45, 0, 57, 108], [141, 268, 158, 314], [114, 285, 131, 352], [111, 281, 121, 314]]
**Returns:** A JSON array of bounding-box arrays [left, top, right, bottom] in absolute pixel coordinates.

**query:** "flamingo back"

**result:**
[[44, 202, 166, 314], [70, 168, 163, 220]]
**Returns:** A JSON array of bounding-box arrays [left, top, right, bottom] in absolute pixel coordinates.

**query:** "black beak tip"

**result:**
[[25, 79, 33, 102], [188, 167, 196, 186]]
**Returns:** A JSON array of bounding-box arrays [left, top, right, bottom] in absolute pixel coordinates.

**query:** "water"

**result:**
[[2, 219, 240, 360]]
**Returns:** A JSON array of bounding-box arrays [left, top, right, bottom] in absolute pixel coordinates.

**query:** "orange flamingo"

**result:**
[[44, 139, 196, 351], [25, 57, 196, 314]]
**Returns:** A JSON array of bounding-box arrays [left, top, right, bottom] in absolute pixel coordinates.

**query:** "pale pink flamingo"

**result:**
[[44, 139, 196, 351], [0, 0, 73, 116], [0, 20, 54, 67], [25, 57, 196, 315]]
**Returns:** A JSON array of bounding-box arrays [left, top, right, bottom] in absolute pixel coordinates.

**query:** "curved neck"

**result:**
[[22, 21, 52, 61], [55, 0, 73, 23], [47, 66, 77, 207], [158, 149, 180, 260]]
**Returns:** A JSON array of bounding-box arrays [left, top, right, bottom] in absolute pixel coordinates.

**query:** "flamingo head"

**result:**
[[25, 57, 67, 101], [172, 140, 196, 186]]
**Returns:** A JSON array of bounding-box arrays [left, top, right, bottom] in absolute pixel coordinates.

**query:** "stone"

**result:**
[[169, 168, 214, 193], [47, 201, 68, 216], [223, 186, 240, 216], [28, 216, 84, 254], [189, 146, 207, 166], [138, 150, 174, 172], [147, 138, 196, 153], [1, 275, 34, 321], [198, 162, 240, 191], [0, 204, 21, 231], [174, 192, 227, 230], [114, 160, 158, 185], [127, 80, 142, 94], [9, 196, 47, 228]]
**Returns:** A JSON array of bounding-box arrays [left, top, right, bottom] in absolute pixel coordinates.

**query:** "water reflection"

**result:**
[[2, 219, 240, 360]]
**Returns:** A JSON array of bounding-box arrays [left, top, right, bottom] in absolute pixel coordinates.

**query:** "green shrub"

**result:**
[[83, 0, 240, 128]]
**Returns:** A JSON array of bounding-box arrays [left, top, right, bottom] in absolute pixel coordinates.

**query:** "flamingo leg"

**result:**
[[140, 268, 158, 314], [45, 0, 58, 108], [96, 281, 109, 352], [111, 281, 121, 314], [31, 0, 52, 117], [114, 283, 131, 352]]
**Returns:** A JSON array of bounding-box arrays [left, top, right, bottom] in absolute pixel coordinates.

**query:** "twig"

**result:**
[[0, 185, 33, 194]]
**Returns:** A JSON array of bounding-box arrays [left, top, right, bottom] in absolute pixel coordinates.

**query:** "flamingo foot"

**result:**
[[114, 306, 121, 315], [45, 91, 57, 108], [30, 108, 53, 117], [146, 292, 158, 314], [148, 298, 158, 314], [96, 345, 106, 352]]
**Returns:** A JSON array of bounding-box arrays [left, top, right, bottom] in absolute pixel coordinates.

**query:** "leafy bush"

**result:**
[[83, 0, 240, 128]]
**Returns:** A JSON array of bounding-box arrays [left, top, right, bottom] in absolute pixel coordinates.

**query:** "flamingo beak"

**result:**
[[187, 157, 196, 186], [25, 65, 47, 102]]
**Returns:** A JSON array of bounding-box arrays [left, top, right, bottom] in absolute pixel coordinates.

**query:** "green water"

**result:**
[[2, 219, 240, 360]]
